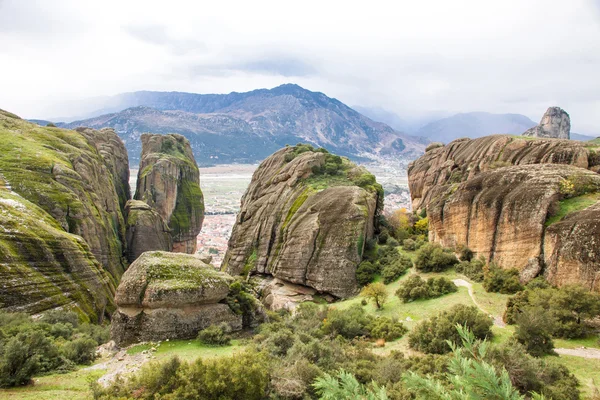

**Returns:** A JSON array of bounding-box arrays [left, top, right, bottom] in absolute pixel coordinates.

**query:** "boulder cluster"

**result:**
[[409, 107, 600, 291]]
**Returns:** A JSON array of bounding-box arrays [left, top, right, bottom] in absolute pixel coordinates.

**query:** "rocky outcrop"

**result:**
[[409, 135, 593, 211], [522, 107, 570, 139], [111, 251, 241, 346], [409, 134, 600, 291], [223, 145, 382, 298], [0, 112, 129, 320], [135, 134, 204, 254], [124, 200, 172, 263]]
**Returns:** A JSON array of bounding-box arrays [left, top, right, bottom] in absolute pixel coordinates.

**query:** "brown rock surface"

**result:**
[[223, 145, 381, 298], [111, 251, 241, 346], [124, 200, 172, 263], [522, 107, 571, 139], [135, 134, 204, 254]]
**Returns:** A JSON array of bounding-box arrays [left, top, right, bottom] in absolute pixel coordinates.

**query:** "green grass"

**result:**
[[550, 355, 600, 399], [545, 192, 600, 226], [127, 339, 246, 362], [554, 335, 600, 350], [0, 368, 105, 400]]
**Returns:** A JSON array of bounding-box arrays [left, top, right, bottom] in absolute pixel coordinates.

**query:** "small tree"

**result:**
[[362, 282, 389, 309], [513, 307, 555, 357]]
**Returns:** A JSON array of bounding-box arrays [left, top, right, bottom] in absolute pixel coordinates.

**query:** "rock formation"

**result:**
[[522, 107, 570, 139], [408, 133, 600, 291], [124, 200, 172, 263], [111, 251, 241, 346], [0, 110, 129, 320], [135, 134, 204, 254], [223, 145, 382, 299]]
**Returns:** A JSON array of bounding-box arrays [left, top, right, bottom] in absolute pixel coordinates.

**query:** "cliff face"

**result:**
[[408, 134, 600, 290], [522, 107, 571, 139], [111, 251, 241, 346], [134, 134, 204, 254], [223, 145, 382, 298], [124, 200, 172, 263], [0, 110, 129, 320]]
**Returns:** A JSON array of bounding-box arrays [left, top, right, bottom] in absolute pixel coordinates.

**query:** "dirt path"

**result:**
[[84, 349, 151, 386], [555, 347, 600, 359], [452, 278, 505, 327]]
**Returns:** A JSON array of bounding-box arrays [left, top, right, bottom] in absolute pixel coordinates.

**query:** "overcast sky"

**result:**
[[0, 0, 599, 133]]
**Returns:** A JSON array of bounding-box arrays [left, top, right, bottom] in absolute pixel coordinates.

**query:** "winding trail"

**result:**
[[452, 278, 600, 359]]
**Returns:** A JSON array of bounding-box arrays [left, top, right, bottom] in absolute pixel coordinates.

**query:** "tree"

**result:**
[[414, 243, 458, 272], [414, 217, 429, 236], [403, 325, 543, 400], [381, 253, 412, 284], [513, 307, 555, 357], [313, 370, 389, 400], [356, 261, 378, 286], [362, 282, 389, 309], [387, 208, 413, 240], [483, 265, 523, 294]]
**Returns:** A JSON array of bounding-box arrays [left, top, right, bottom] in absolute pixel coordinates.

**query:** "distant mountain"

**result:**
[[415, 112, 537, 143], [352, 106, 448, 134], [59, 84, 427, 165]]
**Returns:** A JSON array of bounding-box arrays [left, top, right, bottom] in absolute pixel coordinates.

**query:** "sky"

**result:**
[[0, 0, 599, 133]]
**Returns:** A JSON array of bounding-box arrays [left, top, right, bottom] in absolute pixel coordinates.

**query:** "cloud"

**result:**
[[0, 0, 598, 133]]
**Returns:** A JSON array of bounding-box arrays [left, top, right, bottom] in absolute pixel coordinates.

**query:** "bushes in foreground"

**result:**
[[483, 264, 523, 294], [0, 310, 109, 388], [395, 275, 457, 303], [408, 304, 493, 354], [414, 243, 458, 272]]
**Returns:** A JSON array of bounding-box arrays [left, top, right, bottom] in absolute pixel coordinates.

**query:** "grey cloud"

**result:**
[[123, 24, 206, 55]]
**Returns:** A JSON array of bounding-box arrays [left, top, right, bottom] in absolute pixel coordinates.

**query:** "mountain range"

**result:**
[[56, 84, 427, 165]]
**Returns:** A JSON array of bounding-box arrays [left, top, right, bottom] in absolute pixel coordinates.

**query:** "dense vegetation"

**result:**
[[395, 275, 457, 303], [0, 310, 109, 387]]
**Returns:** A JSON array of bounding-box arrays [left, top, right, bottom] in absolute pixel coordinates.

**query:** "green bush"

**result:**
[[321, 305, 371, 339], [377, 229, 389, 244], [457, 245, 473, 262], [513, 307, 555, 357], [381, 253, 412, 284], [367, 317, 407, 341], [61, 337, 98, 364], [197, 324, 231, 346], [483, 264, 523, 294], [0, 331, 59, 387], [455, 257, 485, 282], [402, 238, 416, 251], [395, 275, 457, 302], [414, 243, 458, 272], [356, 261, 378, 286], [408, 304, 493, 354]]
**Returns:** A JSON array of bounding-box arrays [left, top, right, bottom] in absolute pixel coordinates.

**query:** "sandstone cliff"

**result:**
[[223, 145, 382, 298], [408, 134, 600, 291], [135, 134, 204, 254], [522, 107, 570, 139], [111, 251, 241, 346], [0, 110, 130, 320], [124, 200, 172, 263]]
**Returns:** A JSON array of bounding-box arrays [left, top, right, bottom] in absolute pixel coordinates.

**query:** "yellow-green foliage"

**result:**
[[545, 192, 600, 226], [282, 187, 314, 229], [242, 248, 258, 277]]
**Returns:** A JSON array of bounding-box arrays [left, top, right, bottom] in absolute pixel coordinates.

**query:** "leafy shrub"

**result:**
[[513, 307, 555, 357], [455, 257, 485, 282], [197, 324, 231, 346], [313, 370, 389, 400], [483, 264, 523, 294], [408, 304, 493, 354], [457, 245, 473, 262], [395, 275, 457, 302], [356, 261, 378, 286], [381, 253, 412, 284], [367, 317, 407, 341], [414, 243, 458, 272], [377, 229, 389, 244], [61, 337, 98, 364], [322, 305, 371, 339], [402, 238, 416, 251], [414, 217, 428, 235], [386, 237, 399, 247]]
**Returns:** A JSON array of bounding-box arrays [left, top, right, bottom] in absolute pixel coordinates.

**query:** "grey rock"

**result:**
[[522, 107, 570, 139]]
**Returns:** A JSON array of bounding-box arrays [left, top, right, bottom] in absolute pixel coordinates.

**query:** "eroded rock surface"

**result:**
[[124, 200, 172, 263], [135, 134, 204, 254], [522, 107, 570, 139], [111, 251, 241, 346], [223, 145, 381, 298]]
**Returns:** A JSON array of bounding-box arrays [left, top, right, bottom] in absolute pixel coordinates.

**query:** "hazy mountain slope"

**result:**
[[61, 84, 426, 165], [416, 112, 537, 143]]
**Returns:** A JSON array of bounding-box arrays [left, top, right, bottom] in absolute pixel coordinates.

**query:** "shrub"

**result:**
[[513, 307, 555, 357], [386, 237, 399, 247], [368, 317, 407, 341], [0, 331, 58, 387], [361, 282, 389, 309], [455, 257, 485, 282], [457, 245, 473, 262], [377, 229, 389, 244], [402, 238, 416, 251], [408, 304, 493, 354], [483, 264, 523, 294], [414, 243, 458, 272], [356, 261, 378, 286], [381, 253, 412, 284], [61, 337, 98, 364], [197, 324, 231, 346], [313, 370, 389, 400], [396, 275, 457, 302], [322, 305, 371, 339], [414, 217, 429, 235]]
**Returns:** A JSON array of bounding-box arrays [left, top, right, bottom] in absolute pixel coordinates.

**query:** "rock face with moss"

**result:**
[[522, 107, 570, 139], [223, 145, 382, 298], [124, 200, 172, 263], [408, 134, 600, 291], [111, 251, 242, 346], [0, 110, 130, 320], [135, 134, 204, 254]]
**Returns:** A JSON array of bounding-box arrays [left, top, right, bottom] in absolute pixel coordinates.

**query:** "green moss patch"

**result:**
[[143, 252, 229, 290], [545, 192, 600, 226]]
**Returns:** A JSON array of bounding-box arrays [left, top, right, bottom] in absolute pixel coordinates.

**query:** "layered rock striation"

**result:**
[[408, 131, 600, 291], [0, 110, 130, 320], [111, 251, 241, 346], [223, 145, 382, 298], [134, 134, 204, 254], [124, 200, 172, 263]]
